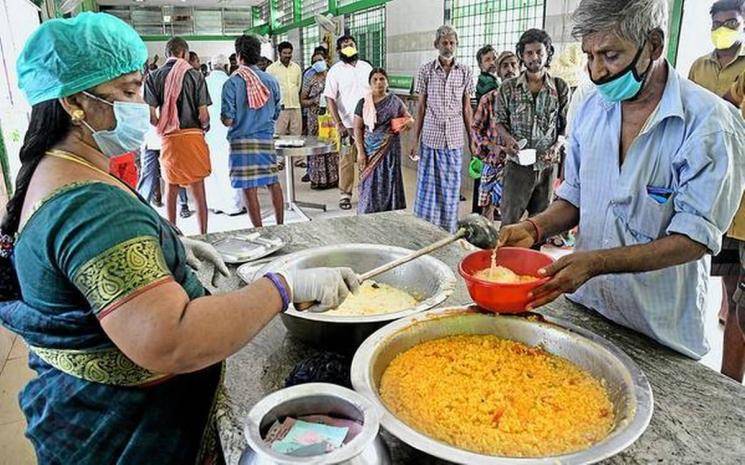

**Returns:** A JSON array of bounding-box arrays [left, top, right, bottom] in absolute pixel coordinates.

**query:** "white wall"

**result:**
[[385, 0, 444, 77], [676, 0, 716, 77], [0, 0, 40, 185]]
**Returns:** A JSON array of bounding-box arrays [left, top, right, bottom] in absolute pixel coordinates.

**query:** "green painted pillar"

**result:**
[[0, 119, 12, 195], [668, 0, 685, 66]]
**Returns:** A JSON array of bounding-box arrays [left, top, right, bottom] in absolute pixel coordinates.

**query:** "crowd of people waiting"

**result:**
[[130, 0, 745, 383]]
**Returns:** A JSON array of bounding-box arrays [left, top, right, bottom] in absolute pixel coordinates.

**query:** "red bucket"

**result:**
[[458, 247, 555, 313]]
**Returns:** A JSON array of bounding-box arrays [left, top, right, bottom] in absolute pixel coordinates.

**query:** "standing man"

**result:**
[[205, 54, 244, 216], [412, 25, 475, 232], [496, 50, 520, 83], [688, 0, 745, 383], [470, 47, 519, 214], [189, 51, 201, 70], [495, 29, 569, 227], [470, 45, 500, 215], [500, 0, 745, 360], [145, 37, 212, 234], [222, 34, 284, 228], [689, 0, 745, 98], [267, 42, 303, 138], [471, 51, 520, 219], [324, 35, 373, 210], [475, 45, 499, 101]]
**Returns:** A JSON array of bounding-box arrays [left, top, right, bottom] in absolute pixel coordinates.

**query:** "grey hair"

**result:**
[[572, 0, 668, 47], [210, 54, 230, 70], [435, 24, 459, 44]]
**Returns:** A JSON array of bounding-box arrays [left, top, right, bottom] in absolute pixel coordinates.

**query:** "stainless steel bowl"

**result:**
[[242, 383, 391, 465], [351, 307, 654, 465], [257, 244, 456, 351]]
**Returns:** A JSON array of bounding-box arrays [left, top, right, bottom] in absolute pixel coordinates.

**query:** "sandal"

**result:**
[[339, 198, 352, 210]]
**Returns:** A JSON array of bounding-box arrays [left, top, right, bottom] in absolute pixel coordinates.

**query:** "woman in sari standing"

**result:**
[[300, 51, 339, 190], [0, 14, 357, 465], [353, 68, 414, 214]]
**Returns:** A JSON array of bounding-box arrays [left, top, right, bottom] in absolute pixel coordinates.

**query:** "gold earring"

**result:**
[[71, 109, 85, 123]]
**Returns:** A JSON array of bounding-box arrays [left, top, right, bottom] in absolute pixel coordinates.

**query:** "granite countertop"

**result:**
[[195, 211, 745, 465]]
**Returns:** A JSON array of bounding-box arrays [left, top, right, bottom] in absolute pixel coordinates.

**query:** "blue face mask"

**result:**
[[81, 91, 150, 157], [312, 60, 328, 73], [591, 44, 652, 103]]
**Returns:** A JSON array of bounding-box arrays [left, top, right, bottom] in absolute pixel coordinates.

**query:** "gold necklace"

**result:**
[[45, 149, 130, 190]]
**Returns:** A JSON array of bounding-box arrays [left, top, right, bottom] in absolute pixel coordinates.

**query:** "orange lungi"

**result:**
[[160, 128, 211, 186]]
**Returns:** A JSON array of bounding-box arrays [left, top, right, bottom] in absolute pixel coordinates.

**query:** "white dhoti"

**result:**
[[205, 70, 244, 215]]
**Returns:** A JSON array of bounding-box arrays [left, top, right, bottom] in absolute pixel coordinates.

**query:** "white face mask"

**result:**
[[81, 92, 150, 158]]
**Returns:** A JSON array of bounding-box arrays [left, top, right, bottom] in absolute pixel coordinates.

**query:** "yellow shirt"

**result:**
[[266, 61, 302, 109], [731, 71, 745, 118], [726, 72, 745, 240], [688, 45, 745, 96]]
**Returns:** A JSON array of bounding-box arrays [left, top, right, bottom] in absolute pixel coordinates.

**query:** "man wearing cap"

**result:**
[[471, 50, 519, 219], [205, 53, 244, 216], [144, 37, 212, 234]]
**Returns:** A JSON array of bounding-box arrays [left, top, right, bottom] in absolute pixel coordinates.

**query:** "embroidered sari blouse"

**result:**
[[14, 181, 204, 349]]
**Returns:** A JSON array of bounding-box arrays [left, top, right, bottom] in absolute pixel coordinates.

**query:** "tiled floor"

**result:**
[[0, 164, 741, 464]]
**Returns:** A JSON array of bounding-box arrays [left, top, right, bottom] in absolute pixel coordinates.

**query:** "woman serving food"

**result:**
[[0, 13, 356, 465]]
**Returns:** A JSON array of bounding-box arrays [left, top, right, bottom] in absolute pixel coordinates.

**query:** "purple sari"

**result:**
[[357, 93, 407, 214]]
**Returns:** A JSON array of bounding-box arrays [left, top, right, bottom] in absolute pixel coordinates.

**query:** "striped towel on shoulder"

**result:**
[[234, 65, 270, 109]]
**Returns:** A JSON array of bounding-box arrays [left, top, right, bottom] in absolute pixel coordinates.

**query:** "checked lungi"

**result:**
[[413, 143, 463, 233], [229, 138, 279, 189]]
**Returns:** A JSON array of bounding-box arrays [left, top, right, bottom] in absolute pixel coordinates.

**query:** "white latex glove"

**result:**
[[279, 267, 360, 312], [181, 237, 231, 287]]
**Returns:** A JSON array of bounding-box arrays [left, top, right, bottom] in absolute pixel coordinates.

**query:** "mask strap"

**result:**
[[82, 91, 114, 107], [590, 41, 648, 86]]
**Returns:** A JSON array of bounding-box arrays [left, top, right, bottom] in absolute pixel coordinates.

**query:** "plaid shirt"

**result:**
[[472, 89, 507, 208], [415, 59, 474, 149], [472, 89, 507, 166], [494, 71, 569, 171]]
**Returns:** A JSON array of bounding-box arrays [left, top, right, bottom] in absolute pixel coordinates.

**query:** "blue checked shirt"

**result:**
[[557, 65, 745, 359]]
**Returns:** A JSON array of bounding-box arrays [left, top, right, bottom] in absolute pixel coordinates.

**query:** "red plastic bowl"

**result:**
[[458, 247, 555, 314]]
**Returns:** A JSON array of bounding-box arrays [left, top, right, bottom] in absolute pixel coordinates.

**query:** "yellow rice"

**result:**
[[379, 335, 614, 457]]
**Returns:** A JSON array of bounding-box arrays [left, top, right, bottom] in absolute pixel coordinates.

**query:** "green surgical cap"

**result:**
[[17, 12, 148, 106]]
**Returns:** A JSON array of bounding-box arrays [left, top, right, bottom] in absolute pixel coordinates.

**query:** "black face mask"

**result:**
[[340, 53, 359, 64]]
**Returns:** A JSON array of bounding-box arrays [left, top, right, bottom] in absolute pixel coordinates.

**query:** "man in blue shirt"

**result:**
[[221, 35, 284, 227], [500, 0, 745, 359]]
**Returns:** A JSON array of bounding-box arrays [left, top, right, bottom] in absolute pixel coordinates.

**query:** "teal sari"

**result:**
[[0, 181, 222, 465]]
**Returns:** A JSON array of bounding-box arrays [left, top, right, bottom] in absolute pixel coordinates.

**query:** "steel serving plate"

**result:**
[[351, 306, 654, 465], [255, 244, 457, 351]]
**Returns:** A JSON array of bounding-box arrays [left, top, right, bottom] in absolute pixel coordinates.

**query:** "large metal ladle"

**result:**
[[299, 214, 499, 312]]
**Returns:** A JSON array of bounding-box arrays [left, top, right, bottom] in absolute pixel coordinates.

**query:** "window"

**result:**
[[194, 9, 222, 35], [131, 8, 163, 35], [253, 2, 271, 27], [302, 26, 320, 68], [273, 0, 295, 27], [345, 6, 386, 68], [223, 8, 253, 35], [275, 32, 290, 47], [446, 0, 545, 75], [301, 0, 328, 21]]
